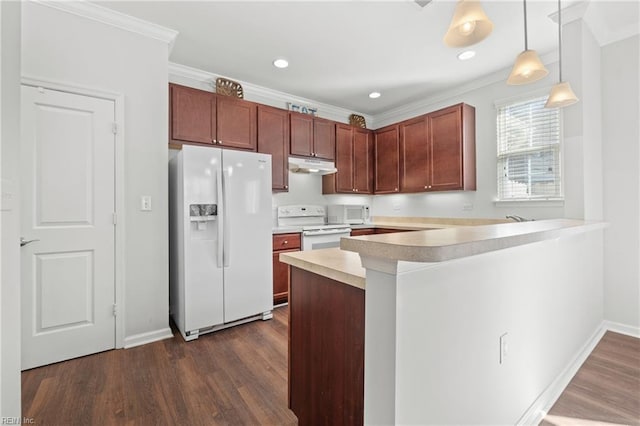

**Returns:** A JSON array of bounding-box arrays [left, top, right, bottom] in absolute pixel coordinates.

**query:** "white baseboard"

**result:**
[[603, 320, 640, 338], [516, 323, 607, 426], [123, 327, 174, 349]]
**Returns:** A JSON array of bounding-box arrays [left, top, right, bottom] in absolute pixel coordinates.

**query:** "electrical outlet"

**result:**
[[141, 196, 152, 211], [500, 333, 509, 364], [462, 203, 473, 211]]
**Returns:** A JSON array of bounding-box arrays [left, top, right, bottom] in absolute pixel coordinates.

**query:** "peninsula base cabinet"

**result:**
[[289, 267, 364, 426]]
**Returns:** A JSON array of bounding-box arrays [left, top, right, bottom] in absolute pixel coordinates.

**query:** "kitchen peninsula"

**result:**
[[281, 218, 606, 425]]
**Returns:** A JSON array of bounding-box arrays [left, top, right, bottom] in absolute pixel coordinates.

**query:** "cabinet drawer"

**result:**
[[273, 233, 301, 250]]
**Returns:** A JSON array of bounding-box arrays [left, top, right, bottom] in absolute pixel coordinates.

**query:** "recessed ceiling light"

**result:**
[[273, 58, 289, 69], [457, 50, 476, 61], [369, 92, 381, 99]]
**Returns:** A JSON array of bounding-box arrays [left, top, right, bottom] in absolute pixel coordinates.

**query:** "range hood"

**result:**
[[288, 157, 337, 175]]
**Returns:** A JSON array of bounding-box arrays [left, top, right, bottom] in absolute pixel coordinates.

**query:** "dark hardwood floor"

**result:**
[[22, 306, 297, 426], [542, 331, 640, 426], [23, 309, 638, 426]]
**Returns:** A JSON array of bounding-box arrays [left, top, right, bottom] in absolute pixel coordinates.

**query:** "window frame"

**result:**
[[495, 91, 565, 203]]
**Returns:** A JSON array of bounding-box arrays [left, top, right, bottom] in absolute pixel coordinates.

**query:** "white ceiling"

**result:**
[[95, 0, 639, 115]]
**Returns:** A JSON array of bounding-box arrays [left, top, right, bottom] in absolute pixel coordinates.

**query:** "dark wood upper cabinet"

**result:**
[[399, 116, 430, 192], [390, 103, 476, 194], [353, 128, 373, 193], [290, 113, 336, 161], [169, 83, 256, 151], [216, 96, 257, 151], [374, 125, 400, 194], [289, 112, 314, 157], [313, 118, 336, 160], [323, 125, 372, 194], [334, 124, 355, 193], [428, 103, 476, 191], [257, 105, 290, 192], [170, 83, 216, 145]]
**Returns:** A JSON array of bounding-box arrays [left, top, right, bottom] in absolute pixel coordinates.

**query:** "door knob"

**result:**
[[20, 237, 40, 247]]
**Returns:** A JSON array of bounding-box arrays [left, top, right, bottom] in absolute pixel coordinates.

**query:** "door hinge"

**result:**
[[113, 304, 118, 317], [112, 122, 118, 135], [112, 212, 117, 225]]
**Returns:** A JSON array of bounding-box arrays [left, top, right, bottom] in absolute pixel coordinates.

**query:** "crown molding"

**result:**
[[32, 0, 179, 52], [168, 62, 373, 125], [548, 1, 589, 25], [372, 49, 558, 129], [549, 1, 640, 47]]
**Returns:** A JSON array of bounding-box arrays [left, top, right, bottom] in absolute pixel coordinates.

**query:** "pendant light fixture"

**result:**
[[507, 0, 548, 85], [545, 0, 579, 108], [443, 0, 494, 48]]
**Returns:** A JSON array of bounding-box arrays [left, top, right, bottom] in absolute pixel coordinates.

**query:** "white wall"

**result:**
[[21, 2, 171, 343], [602, 35, 640, 328], [363, 229, 604, 424], [0, 1, 21, 417]]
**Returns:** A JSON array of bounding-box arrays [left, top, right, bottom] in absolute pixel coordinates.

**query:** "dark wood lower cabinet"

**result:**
[[289, 267, 365, 426]]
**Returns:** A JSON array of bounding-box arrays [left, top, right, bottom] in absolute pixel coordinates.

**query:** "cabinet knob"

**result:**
[[282, 240, 288, 245], [219, 140, 223, 145], [395, 188, 398, 191], [428, 185, 432, 189], [284, 185, 288, 189], [311, 152, 315, 157], [213, 139, 217, 144]]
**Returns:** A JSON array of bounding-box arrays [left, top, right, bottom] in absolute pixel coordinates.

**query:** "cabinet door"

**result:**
[[313, 118, 336, 160], [353, 128, 373, 193], [335, 124, 354, 193], [428, 105, 463, 191], [170, 83, 216, 145], [374, 125, 400, 193], [258, 105, 289, 191], [273, 249, 298, 305], [216, 96, 257, 151], [399, 116, 430, 192], [290, 112, 314, 157]]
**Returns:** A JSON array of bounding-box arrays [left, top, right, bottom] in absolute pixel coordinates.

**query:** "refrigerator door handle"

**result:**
[[222, 167, 230, 268], [216, 168, 224, 268]]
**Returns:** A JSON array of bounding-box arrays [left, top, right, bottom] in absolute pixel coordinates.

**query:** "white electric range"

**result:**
[[277, 205, 351, 251]]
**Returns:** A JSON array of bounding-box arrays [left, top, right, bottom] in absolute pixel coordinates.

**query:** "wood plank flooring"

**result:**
[[542, 331, 640, 426], [23, 309, 639, 426], [22, 306, 297, 426]]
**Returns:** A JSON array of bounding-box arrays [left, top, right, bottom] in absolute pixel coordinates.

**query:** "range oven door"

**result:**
[[302, 229, 351, 251]]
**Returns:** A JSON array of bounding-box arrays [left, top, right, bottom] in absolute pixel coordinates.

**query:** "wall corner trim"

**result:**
[[31, 0, 179, 51], [123, 328, 174, 349]]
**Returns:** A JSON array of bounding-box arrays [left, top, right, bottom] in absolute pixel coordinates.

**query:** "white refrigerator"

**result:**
[[169, 145, 273, 341]]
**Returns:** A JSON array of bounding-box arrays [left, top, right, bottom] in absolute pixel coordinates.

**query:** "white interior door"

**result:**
[[20, 86, 116, 370]]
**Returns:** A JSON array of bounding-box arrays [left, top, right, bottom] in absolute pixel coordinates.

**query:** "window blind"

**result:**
[[497, 96, 562, 200]]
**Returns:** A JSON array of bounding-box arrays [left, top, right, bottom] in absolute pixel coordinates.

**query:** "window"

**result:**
[[497, 96, 562, 200]]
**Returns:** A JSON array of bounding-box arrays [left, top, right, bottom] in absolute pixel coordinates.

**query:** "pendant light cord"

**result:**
[[558, 0, 563, 82], [523, 0, 529, 50]]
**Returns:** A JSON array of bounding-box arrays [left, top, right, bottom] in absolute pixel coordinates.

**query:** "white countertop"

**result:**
[[279, 219, 607, 288], [341, 219, 606, 263]]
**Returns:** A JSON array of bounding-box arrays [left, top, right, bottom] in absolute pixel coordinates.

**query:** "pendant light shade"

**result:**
[[443, 0, 494, 48], [507, 49, 549, 85], [507, 0, 548, 85], [545, 0, 579, 108], [545, 82, 579, 108]]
